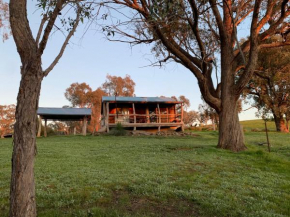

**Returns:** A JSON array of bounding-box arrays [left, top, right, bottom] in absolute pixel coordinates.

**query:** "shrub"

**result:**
[[110, 123, 127, 136], [251, 128, 261, 132]]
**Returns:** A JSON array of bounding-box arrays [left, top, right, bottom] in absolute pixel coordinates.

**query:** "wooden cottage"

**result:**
[[101, 96, 184, 132]]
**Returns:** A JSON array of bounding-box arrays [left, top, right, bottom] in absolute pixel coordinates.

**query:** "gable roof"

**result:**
[[102, 96, 182, 104]]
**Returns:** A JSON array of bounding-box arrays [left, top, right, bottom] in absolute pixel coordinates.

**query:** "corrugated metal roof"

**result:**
[[37, 107, 91, 116], [102, 96, 181, 103]]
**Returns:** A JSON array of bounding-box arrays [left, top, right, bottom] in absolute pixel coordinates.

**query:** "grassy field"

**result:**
[[0, 132, 290, 217]]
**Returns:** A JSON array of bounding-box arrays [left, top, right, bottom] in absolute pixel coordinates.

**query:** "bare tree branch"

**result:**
[[36, 14, 48, 46], [43, 5, 81, 77], [38, 0, 66, 56]]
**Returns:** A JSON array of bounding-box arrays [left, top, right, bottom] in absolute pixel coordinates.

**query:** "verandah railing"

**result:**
[[108, 113, 182, 124]]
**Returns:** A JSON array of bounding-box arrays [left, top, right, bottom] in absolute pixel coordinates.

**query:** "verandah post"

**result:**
[[44, 119, 47, 137], [106, 102, 110, 133], [82, 116, 87, 136], [157, 103, 161, 132], [133, 103, 136, 131], [37, 116, 42, 137], [181, 103, 184, 132]]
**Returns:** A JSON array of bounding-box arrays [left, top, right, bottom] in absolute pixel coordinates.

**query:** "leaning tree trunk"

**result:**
[[273, 114, 289, 132], [10, 60, 43, 217]]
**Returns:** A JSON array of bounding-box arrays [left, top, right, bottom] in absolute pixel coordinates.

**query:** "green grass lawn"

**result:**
[[0, 132, 290, 217]]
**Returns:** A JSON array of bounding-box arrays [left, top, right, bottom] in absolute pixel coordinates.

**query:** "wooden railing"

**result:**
[[107, 113, 182, 124]]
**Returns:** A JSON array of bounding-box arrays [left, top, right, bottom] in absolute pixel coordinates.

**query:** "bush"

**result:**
[[251, 128, 261, 132], [110, 123, 127, 136]]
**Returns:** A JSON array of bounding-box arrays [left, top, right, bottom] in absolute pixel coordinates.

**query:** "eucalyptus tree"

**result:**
[[104, 0, 290, 151], [9, 0, 97, 216], [245, 41, 290, 132]]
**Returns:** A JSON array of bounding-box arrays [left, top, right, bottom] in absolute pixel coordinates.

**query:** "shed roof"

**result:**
[[37, 107, 91, 121], [102, 96, 182, 104]]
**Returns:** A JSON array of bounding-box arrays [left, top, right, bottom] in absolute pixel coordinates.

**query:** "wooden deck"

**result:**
[[102, 101, 184, 132]]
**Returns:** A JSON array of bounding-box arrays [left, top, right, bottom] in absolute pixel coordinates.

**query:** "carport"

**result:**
[[37, 107, 91, 137]]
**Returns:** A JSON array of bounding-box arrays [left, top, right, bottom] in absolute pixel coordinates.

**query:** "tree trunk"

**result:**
[[217, 95, 246, 152], [10, 62, 42, 217], [273, 114, 289, 132], [212, 118, 216, 131]]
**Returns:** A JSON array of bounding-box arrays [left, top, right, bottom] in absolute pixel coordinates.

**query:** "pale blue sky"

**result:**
[[0, 1, 257, 120]]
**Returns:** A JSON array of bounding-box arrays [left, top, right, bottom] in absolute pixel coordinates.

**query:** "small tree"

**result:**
[[9, 1, 96, 215]]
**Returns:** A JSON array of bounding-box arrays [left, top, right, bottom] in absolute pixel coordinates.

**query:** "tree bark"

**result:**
[[273, 114, 289, 132], [217, 42, 247, 152], [10, 61, 42, 217], [217, 95, 246, 152]]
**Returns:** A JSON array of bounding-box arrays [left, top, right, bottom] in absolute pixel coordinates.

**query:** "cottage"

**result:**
[[101, 96, 184, 132]]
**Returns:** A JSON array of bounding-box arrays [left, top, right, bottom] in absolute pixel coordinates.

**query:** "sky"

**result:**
[[0, 1, 257, 121]]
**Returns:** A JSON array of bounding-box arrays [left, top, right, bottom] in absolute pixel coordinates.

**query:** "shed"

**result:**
[[37, 107, 91, 137]]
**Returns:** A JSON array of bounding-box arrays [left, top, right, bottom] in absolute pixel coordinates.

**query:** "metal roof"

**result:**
[[38, 107, 91, 115], [102, 96, 182, 103], [37, 107, 91, 120]]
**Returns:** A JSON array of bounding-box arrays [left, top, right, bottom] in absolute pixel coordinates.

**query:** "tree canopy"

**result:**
[[0, 104, 15, 138], [245, 38, 290, 132], [0, 0, 9, 40], [102, 74, 136, 96]]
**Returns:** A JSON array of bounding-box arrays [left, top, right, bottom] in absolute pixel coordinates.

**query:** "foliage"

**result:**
[[183, 110, 199, 126], [1, 133, 290, 216], [101, 74, 136, 97], [109, 122, 127, 136], [87, 88, 107, 133], [170, 95, 190, 111], [65, 83, 92, 108], [0, 104, 15, 138], [48, 121, 68, 135], [198, 102, 219, 126], [0, 0, 9, 41], [245, 41, 290, 132]]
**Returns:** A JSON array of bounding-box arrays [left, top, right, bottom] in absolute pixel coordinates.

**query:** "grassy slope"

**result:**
[[240, 119, 276, 131], [0, 132, 290, 217]]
